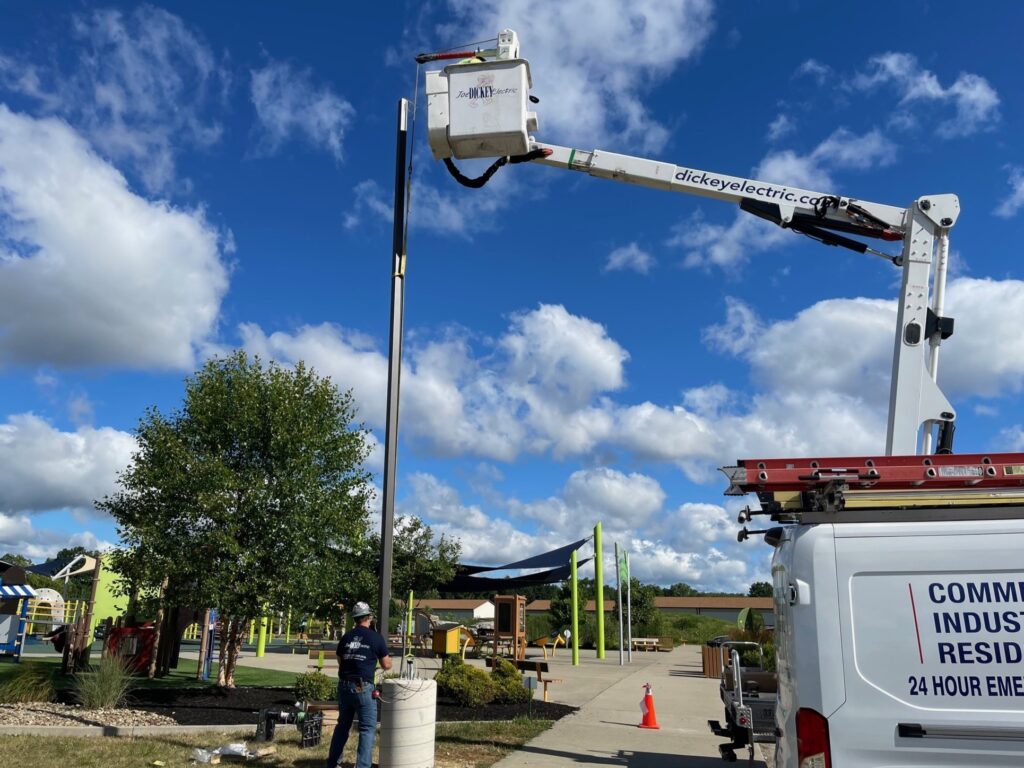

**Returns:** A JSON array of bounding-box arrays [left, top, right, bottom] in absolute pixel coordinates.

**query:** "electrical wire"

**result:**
[[437, 37, 497, 53]]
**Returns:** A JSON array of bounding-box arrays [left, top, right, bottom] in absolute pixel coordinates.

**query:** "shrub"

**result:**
[[637, 611, 665, 638], [489, 657, 531, 705], [435, 656, 495, 708], [673, 614, 734, 644], [295, 670, 337, 702], [73, 654, 134, 709], [525, 614, 551, 642], [0, 663, 55, 704]]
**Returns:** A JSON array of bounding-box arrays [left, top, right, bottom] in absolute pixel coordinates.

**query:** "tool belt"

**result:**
[[340, 675, 371, 692]]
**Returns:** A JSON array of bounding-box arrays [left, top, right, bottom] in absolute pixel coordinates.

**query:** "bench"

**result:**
[[307, 646, 338, 673], [485, 657, 563, 702], [631, 637, 660, 652]]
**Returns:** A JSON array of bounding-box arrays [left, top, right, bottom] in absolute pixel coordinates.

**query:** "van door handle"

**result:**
[[788, 581, 811, 605], [899, 723, 1024, 742]]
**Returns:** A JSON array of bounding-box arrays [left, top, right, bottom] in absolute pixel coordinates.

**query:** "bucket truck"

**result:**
[[418, 31, 1024, 768]]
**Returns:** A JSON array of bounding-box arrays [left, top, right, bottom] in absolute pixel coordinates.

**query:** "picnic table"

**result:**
[[631, 637, 660, 652]]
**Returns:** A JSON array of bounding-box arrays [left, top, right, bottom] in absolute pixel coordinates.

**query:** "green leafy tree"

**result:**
[[664, 581, 700, 597], [549, 577, 590, 632], [98, 352, 373, 686], [1, 553, 31, 567], [617, 578, 658, 629], [386, 516, 461, 599], [0, 553, 56, 591], [55, 546, 97, 561], [748, 581, 773, 598]]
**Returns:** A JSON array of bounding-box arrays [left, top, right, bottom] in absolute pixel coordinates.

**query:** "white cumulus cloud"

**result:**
[[0, 414, 135, 515], [0, 107, 230, 369], [446, 0, 715, 153], [0, 513, 116, 562], [243, 275, 1024, 479], [403, 470, 759, 591]]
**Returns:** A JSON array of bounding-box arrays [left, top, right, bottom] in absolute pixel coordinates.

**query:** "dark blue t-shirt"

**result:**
[[337, 625, 389, 683]]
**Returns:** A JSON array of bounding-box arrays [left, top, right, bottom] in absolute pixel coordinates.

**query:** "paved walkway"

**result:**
[[491, 646, 768, 768]]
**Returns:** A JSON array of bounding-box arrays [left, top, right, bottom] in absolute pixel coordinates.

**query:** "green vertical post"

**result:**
[[594, 522, 605, 660], [570, 550, 580, 666], [406, 591, 414, 645], [285, 608, 291, 644], [256, 615, 268, 657], [248, 619, 255, 646]]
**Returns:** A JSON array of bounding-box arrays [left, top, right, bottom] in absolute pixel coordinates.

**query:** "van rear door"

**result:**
[[829, 518, 1024, 767]]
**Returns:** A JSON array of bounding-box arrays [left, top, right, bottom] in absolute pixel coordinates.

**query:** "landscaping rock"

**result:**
[[0, 702, 177, 727]]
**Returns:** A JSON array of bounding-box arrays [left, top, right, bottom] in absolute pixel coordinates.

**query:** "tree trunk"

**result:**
[[223, 618, 246, 688], [196, 608, 211, 680], [147, 575, 170, 680], [216, 618, 231, 686]]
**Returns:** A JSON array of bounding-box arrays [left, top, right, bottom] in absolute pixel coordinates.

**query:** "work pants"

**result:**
[[325, 680, 377, 768]]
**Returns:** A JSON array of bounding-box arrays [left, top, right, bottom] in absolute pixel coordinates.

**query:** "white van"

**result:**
[[728, 455, 1024, 767]]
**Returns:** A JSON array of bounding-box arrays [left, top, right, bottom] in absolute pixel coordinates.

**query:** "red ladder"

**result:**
[[725, 452, 1024, 494]]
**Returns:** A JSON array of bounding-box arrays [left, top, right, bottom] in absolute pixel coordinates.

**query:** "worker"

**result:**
[[325, 601, 392, 768]]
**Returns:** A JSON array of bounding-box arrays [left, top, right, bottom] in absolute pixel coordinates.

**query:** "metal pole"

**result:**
[[594, 522, 605, 659], [256, 614, 268, 657], [615, 542, 623, 666], [626, 552, 633, 663], [400, 590, 412, 677], [378, 98, 410, 640], [570, 550, 579, 666]]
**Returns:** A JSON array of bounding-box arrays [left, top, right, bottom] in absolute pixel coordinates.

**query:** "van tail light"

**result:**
[[796, 707, 831, 768]]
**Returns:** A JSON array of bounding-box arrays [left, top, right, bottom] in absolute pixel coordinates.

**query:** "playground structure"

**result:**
[[0, 560, 36, 662]]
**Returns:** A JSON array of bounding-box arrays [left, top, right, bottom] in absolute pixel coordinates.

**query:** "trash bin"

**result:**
[[702, 635, 728, 679]]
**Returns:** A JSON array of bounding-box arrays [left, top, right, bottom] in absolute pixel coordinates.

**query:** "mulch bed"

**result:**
[[54, 686, 577, 726], [57, 686, 295, 726]]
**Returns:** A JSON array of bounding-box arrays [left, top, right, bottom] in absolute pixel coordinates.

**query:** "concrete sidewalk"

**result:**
[[493, 646, 768, 768]]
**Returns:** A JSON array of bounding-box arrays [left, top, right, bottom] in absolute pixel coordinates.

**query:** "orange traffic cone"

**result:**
[[638, 682, 661, 729]]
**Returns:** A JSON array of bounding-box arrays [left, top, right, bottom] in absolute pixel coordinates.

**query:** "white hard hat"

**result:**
[[351, 601, 373, 619]]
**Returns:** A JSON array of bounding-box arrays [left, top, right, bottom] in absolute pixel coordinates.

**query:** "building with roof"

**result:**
[[408, 598, 494, 622], [526, 599, 614, 613]]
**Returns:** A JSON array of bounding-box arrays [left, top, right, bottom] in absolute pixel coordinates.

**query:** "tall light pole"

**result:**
[[377, 98, 410, 639]]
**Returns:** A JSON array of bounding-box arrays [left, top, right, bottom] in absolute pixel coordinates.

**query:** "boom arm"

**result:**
[[532, 144, 907, 239], [421, 30, 959, 455]]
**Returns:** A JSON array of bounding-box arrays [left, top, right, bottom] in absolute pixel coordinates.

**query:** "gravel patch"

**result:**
[[0, 703, 177, 727]]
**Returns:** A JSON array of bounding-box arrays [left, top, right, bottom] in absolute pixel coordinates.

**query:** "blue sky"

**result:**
[[1, 1, 1023, 590]]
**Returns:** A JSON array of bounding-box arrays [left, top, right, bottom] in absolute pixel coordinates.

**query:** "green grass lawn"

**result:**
[[0, 718, 552, 767], [0, 657, 299, 690]]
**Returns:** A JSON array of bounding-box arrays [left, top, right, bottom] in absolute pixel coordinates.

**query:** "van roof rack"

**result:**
[[722, 452, 1024, 523]]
